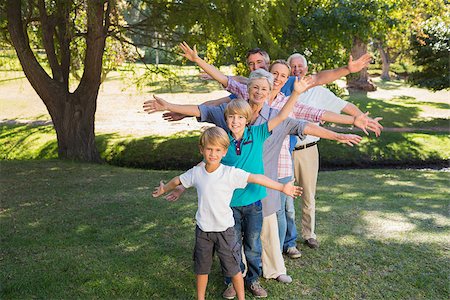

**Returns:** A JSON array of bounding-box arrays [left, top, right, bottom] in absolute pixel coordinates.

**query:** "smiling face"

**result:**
[[270, 63, 290, 91], [290, 57, 308, 77], [248, 78, 271, 106], [200, 143, 228, 166], [247, 53, 269, 72], [226, 114, 248, 139]]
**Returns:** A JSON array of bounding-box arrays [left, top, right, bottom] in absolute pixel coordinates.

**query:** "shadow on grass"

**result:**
[[1, 162, 448, 299], [372, 79, 404, 90], [104, 131, 203, 170], [423, 102, 450, 110], [319, 130, 449, 169], [345, 93, 449, 129], [1, 121, 449, 169]]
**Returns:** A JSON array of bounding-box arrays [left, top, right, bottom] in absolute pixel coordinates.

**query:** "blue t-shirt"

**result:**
[[280, 76, 297, 153], [221, 123, 271, 207], [280, 76, 296, 96]]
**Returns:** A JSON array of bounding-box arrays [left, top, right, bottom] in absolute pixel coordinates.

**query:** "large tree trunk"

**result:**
[[7, 0, 108, 162], [377, 44, 391, 81], [347, 37, 377, 92], [50, 90, 99, 161]]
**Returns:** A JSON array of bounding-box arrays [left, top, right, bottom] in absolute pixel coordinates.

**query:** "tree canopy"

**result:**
[[3, 0, 448, 161]]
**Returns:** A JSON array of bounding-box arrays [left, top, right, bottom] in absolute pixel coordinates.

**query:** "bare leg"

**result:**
[[231, 272, 245, 300], [196, 274, 208, 300]]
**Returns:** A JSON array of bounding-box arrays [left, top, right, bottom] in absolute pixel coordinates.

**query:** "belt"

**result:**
[[294, 141, 318, 151]]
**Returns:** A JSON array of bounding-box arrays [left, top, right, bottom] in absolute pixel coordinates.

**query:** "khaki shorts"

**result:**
[[193, 226, 241, 277]]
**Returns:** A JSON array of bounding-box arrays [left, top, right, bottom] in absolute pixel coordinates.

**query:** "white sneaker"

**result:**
[[276, 274, 293, 283]]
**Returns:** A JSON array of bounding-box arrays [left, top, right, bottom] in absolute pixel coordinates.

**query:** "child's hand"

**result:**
[[282, 181, 303, 198], [179, 41, 199, 62], [165, 185, 186, 202], [152, 180, 165, 197], [293, 75, 315, 94], [143, 95, 169, 113], [336, 134, 362, 146]]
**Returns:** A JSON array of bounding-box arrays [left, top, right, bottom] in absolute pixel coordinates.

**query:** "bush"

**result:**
[[408, 17, 450, 91]]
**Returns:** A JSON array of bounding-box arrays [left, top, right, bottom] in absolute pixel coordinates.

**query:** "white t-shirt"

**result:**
[[179, 164, 250, 232], [296, 86, 349, 146]]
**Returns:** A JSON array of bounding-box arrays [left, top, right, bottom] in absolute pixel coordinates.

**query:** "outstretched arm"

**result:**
[[341, 103, 383, 136], [303, 123, 363, 146], [203, 96, 232, 106], [162, 96, 232, 122], [179, 42, 228, 87], [321, 111, 371, 135], [152, 176, 182, 198], [267, 76, 314, 131], [143, 95, 200, 117], [248, 174, 303, 198], [312, 53, 372, 86]]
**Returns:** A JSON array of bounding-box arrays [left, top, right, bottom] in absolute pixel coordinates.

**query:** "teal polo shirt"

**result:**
[[221, 122, 271, 207]]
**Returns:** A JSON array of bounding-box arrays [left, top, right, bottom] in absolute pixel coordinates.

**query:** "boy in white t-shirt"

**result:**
[[152, 126, 302, 300]]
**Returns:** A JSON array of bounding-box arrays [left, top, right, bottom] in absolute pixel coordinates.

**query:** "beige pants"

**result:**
[[261, 213, 286, 279], [292, 144, 319, 240]]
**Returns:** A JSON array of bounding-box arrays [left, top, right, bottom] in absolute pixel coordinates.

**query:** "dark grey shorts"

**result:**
[[193, 226, 241, 277]]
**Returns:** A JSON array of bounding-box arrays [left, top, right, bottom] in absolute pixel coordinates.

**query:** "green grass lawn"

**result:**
[[1, 160, 448, 299]]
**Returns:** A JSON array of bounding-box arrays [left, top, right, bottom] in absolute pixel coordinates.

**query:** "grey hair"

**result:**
[[248, 69, 274, 91], [246, 48, 271, 66], [287, 53, 308, 67]]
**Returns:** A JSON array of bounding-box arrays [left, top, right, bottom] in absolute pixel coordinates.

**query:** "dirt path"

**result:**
[[1, 73, 449, 137]]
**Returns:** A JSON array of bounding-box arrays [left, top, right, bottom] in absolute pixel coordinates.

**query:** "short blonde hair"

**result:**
[[199, 126, 230, 149], [224, 99, 253, 124]]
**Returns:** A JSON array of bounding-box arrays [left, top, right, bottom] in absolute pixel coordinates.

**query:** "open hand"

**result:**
[[336, 134, 362, 146], [282, 181, 303, 198], [162, 111, 188, 122], [179, 41, 199, 62], [353, 112, 370, 135], [367, 117, 383, 137], [294, 75, 315, 94], [143, 95, 169, 113], [152, 180, 165, 197], [347, 53, 372, 73]]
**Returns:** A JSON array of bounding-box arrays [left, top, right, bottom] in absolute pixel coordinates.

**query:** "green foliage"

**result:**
[[1, 160, 449, 299], [1, 123, 448, 169], [0, 49, 22, 71], [133, 64, 183, 92], [409, 16, 450, 91]]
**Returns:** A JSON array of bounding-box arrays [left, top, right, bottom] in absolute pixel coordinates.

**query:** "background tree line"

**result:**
[[1, 0, 448, 162]]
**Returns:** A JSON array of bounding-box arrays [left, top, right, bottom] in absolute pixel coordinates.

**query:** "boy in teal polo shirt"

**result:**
[[219, 92, 308, 297]]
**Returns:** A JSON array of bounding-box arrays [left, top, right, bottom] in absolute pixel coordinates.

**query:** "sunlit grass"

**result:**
[[1, 161, 448, 299]]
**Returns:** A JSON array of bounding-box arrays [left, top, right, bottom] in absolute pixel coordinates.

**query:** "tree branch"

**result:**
[[56, 0, 71, 90], [37, 0, 63, 82], [6, 0, 62, 115]]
